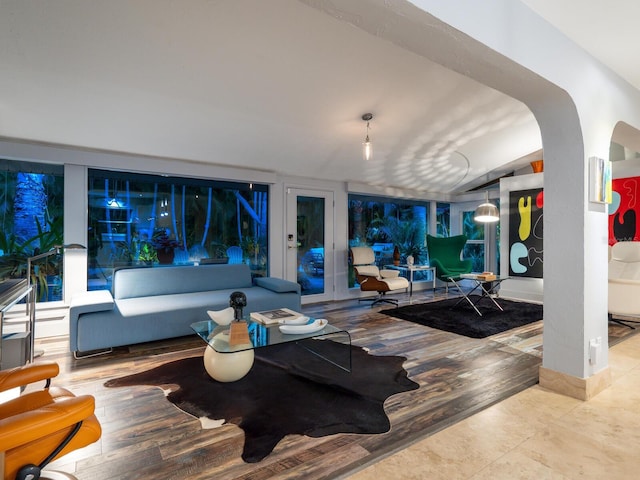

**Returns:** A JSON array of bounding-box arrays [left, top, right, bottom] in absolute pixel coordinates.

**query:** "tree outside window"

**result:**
[[87, 170, 269, 291], [348, 194, 430, 288], [462, 210, 485, 272], [0, 160, 64, 302]]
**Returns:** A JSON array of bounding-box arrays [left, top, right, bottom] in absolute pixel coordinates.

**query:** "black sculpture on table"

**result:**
[[229, 291, 247, 321]]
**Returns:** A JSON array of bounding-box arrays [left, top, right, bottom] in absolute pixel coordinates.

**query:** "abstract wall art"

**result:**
[[609, 176, 640, 244], [589, 156, 612, 204], [509, 188, 543, 278]]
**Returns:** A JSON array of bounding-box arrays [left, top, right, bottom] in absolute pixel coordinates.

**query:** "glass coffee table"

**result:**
[[448, 273, 509, 316], [386, 264, 436, 302], [191, 317, 351, 382]]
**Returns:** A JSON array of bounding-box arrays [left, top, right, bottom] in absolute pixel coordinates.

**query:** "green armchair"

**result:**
[[427, 234, 473, 288]]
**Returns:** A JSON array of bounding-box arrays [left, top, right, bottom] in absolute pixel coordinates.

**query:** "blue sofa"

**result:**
[[69, 264, 301, 356]]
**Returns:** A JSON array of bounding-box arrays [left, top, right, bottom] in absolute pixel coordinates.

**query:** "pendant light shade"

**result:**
[[474, 191, 499, 223], [362, 113, 373, 161], [363, 138, 372, 161]]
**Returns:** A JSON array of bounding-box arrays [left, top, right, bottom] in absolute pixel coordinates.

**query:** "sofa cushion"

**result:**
[[112, 264, 253, 299], [254, 277, 300, 294], [115, 288, 299, 318]]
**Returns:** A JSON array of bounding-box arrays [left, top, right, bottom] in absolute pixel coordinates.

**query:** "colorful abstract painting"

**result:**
[[609, 176, 640, 244], [589, 157, 613, 204], [509, 188, 543, 278]]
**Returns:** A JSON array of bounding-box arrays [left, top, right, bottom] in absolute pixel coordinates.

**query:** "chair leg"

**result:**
[[358, 292, 399, 307], [609, 313, 638, 329], [73, 347, 113, 359], [372, 298, 399, 307]]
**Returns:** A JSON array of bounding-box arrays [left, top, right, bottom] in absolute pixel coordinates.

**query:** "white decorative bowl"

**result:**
[[279, 318, 328, 335], [206, 307, 235, 326]]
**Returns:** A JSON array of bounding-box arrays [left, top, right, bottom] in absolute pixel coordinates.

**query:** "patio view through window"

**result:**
[[348, 194, 437, 288], [0, 159, 65, 303], [462, 199, 500, 273], [87, 169, 269, 291]]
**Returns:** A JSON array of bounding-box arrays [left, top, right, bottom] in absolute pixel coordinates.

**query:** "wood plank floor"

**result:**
[[32, 293, 635, 480]]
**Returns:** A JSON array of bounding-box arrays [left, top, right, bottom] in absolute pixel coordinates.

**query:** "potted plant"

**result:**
[[152, 231, 180, 265], [137, 239, 157, 265], [0, 216, 64, 301]]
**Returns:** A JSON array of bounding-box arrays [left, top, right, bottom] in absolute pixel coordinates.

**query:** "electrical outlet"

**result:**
[[589, 337, 602, 365]]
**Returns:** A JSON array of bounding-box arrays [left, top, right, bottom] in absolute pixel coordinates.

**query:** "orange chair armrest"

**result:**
[[0, 394, 95, 451], [0, 362, 59, 393]]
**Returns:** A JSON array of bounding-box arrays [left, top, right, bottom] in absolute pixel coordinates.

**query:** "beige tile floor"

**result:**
[[348, 333, 640, 480]]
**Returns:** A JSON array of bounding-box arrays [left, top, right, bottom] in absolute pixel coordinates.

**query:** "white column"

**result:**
[[538, 115, 612, 396], [63, 164, 88, 303]]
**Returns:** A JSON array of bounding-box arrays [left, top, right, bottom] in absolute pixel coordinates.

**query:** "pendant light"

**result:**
[[474, 190, 499, 223], [362, 113, 373, 161]]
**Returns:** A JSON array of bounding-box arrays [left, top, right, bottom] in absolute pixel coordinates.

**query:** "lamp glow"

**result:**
[[474, 191, 499, 223], [362, 113, 373, 161], [363, 137, 372, 161]]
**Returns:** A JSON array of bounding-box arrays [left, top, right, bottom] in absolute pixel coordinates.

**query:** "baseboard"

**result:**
[[35, 317, 69, 338], [3, 305, 69, 338], [539, 365, 612, 401], [498, 288, 543, 304]]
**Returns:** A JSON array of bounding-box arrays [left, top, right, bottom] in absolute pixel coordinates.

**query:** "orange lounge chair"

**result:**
[[0, 362, 101, 480]]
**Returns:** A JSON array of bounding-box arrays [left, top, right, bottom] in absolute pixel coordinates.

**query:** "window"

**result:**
[[87, 170, 268, 291], [461, 196, 500, 273], [462, 210, 485, 272], [436, 202, 450, 237], [348, 194, 430, 287], [0, 160, 65, 302]]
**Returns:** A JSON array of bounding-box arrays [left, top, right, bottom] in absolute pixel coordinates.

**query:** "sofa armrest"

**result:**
[[70, 290, 115, 316], [69, 290, 115, 354], [429, 258, 446, 278], [354, 265, 380, 277], [461, 259, 473, 271], [380, 269, 400, 278], [609, 278, 640, 316], [0, 362, 59, 393], [254, 276, 301, 294]]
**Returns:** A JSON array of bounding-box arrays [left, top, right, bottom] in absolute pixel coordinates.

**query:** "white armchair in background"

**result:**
[[350, 246, 409, 307], [608, 241, 640, 328]]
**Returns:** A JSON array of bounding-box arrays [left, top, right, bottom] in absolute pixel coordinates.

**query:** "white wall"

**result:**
[[63, 164, 88, 303]]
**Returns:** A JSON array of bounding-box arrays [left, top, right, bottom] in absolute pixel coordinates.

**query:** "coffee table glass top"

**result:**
[[458, 273, 508, 282], [387, 264, 434, 271], [190, 317, 347, 354]]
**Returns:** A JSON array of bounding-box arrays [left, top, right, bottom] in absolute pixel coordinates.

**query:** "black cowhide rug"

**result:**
[[104, 339, 419, 463]]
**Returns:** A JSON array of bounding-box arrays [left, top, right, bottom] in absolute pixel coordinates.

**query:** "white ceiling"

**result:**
[[0, 1, 636, 194], [523, 0, 640, 91]]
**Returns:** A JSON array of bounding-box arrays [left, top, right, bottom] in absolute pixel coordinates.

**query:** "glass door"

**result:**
[[286, 188, 334, 304]]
